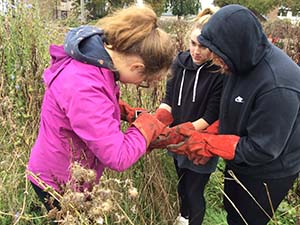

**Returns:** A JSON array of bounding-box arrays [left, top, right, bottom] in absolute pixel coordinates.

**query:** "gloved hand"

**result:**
[[149, 122, 195, 150], [132, 109, 172, 147], [167, 128, 239, 165], [203, 120, 219, 134], [153, 108, 174, 126], [188, 120, 219, 164], [119, 99, 147, 124]]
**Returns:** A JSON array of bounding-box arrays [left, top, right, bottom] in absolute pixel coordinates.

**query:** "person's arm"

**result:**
[[60, 68, 148, 172], [160, 62, 177, 113], [202, 74, 223, 125], [158, 103, 172, 112], [192, 74, 223, 131], [192, 118, 209, 131], [169, 88, 300, 166], [157, 66, 173, 117]]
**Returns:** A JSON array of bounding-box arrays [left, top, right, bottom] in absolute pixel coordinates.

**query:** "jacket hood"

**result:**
[[64, 25, 114, 70], [197, 4, 270, 74], [173, 51, 213, 106], [43, 45, 72, 88], [43, 26, 117, 88]]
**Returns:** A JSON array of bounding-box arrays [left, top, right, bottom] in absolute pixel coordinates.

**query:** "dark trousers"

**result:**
[[174, 159, 211, 225], [31, 182, 60, 224], [224, 168, 297, 225]]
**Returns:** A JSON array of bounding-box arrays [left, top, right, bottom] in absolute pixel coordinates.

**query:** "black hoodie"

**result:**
[[163, 51, 224, 173], [198, 4, 300, 178]]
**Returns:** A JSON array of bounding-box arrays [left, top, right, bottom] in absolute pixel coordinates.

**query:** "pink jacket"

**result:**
[[27, 45, 146, 190]]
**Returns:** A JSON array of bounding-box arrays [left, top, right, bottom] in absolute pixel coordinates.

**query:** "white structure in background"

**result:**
[[0, 0, 10, 15], [0, 0, 29, 16], [136, 0, 144, 7], [57, 0, 73, 19], [277, 6, 300, 24], [200, 0, 214, 10], [0, 0, 16, 16]]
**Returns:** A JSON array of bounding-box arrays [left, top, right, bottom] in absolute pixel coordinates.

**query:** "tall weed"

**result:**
[[0, 2, 64, 224], [0, 5, 299, 225]]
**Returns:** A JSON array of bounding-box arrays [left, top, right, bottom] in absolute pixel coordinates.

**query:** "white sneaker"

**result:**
[[173, 215, 189, 225]]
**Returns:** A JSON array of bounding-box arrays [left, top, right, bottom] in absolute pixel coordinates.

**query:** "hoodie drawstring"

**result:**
[[192, 66, 203, 102], [177, 64, 205, 106], [177, 69, 186, 106]]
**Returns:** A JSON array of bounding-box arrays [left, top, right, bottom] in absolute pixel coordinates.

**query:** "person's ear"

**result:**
[[130, 63, 145, 74]]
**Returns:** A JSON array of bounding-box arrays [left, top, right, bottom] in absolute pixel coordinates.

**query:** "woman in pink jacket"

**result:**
[[27, 5, 174, 212]]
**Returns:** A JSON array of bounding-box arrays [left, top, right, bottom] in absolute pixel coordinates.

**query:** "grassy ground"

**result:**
[[0, 3, 299, 225]]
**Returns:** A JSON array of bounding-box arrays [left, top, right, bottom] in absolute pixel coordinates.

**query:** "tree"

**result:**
[[73, 0, 167, 20], [109, 0, 168, 16], [85, 0, 110, 19], [213, 0, 278, 16], [145, 0, 167, 16], [72, 0, 134, 20], [213, 0, 300, 16], [106, 0, 135, 9], [166, 0, 200, 17], [280, 0, 300, 15]]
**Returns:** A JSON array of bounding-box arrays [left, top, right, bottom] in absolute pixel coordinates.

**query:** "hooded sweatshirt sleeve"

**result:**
[[162, 62, 178, 106], [57, 64, 146, 172], [201, 73, 223, 124], [234, 88, 299, 166]]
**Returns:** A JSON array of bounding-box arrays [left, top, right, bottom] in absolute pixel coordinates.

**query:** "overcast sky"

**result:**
[[200, 0, 214, 9]]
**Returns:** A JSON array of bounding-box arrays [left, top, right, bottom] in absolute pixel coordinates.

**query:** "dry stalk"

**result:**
[[227, 170, 275, 223], [12, 175, 29, 225], [219, 187, 248, 224], [27, 162, 139, 225], [264, 183, 278, 224]]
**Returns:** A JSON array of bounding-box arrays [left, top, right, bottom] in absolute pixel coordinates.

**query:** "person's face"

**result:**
[[117, 55, 165, 88], [107, 49, 166, 87], [115, 55, 146, 85], [118, 66, 145, 85], [189, 28, 211, 65]]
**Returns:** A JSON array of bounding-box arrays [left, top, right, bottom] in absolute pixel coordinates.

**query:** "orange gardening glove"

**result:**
[[191, 120, 220, 164], [131, 109, 173, 147], [119, 99, 147, 124], [153, 108, 174, 126], [149, 122, 195, 150], [167, 128, 239, 165], [203, 120, 219, 134]]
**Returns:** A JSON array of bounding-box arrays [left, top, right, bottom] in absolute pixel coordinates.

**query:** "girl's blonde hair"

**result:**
[[193, 7, 220, 29], [96, 5, 174, 77], [185, 7, 219, 48]]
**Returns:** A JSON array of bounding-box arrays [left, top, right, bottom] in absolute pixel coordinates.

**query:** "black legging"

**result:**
[[174, 159, 211, 225], [31, 182, 60, 224], [224, 167, 297, 225]]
